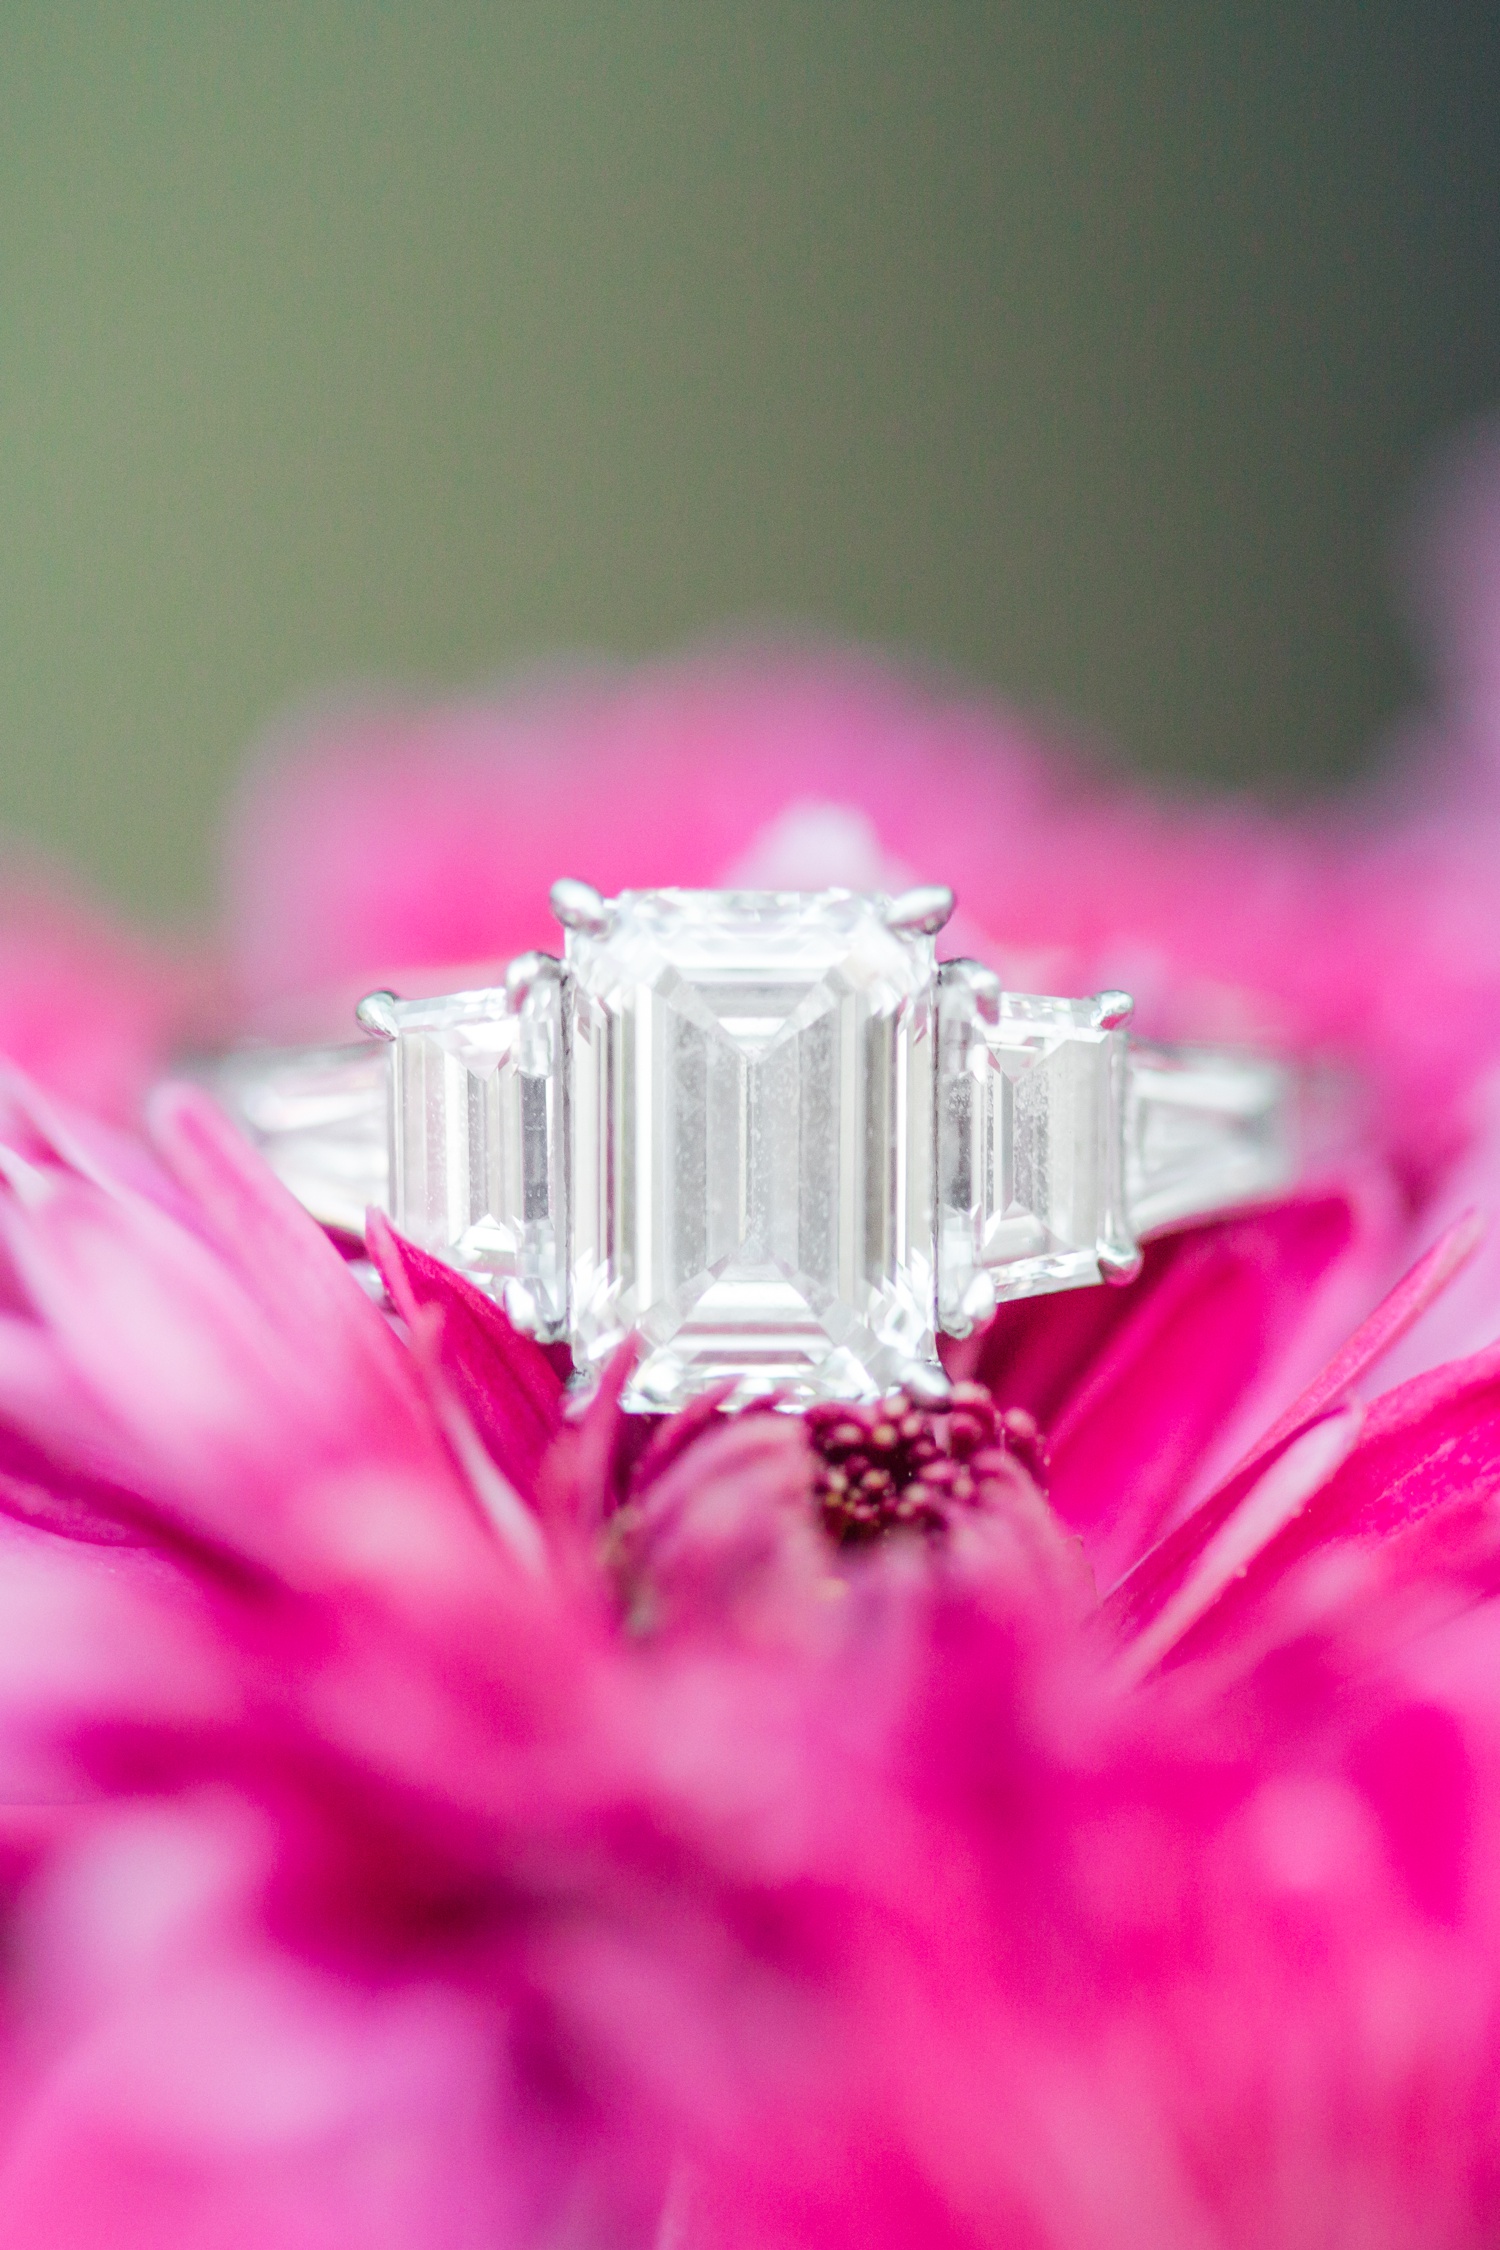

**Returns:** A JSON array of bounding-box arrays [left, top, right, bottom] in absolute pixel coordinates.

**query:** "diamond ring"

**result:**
[[212, 881, 1297, 1411]]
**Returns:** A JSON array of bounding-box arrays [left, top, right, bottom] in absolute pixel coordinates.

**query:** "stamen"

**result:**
[[806, 1381, 1050, 1546]]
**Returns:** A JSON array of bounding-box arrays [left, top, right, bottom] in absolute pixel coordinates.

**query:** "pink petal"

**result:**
[[226, 658, 1056, 1020], [611, 1410, 823, 1640], [974, 1188, 1395, 1586], [1348, 1700, 1474, 1926], [0, 862, 203, 1125], [1102, 1208, 1490, 1655], [365, 1214, 563, 1502], [535, 1340, 643, 1534], [0, 1088, 493, 1602], [1165, 1339, 1500, 1661], [1225, 1205, 1485, 1487], [1108, 1404, 1366, 1684], [1374, 1077, 1500, 1386], [1314, 1341, 1500, 1543]]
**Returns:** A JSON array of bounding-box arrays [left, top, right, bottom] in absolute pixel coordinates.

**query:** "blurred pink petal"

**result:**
[[367, 1212, 564, 1505], [963, 1184, 1400, 1585], [0, 1042, 1497, 2242], [0, 860, 202, 1125], [0, 1076, 499, 1608], [1103, 1208, 1489, 1654], [1208, 1333, 1500, 1635]]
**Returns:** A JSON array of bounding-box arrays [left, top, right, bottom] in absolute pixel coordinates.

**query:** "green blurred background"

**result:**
[[3, 4, 1499, 921]]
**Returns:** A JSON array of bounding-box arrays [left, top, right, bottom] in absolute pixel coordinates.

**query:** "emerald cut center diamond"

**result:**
[[566, 888, 937, 1411]]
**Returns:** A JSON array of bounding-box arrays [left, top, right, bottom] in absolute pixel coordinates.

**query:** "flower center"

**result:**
[[806, 1381, 1048, 1546]]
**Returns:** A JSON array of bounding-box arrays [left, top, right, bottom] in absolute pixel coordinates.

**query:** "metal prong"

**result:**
[[550, 878, 612, 937], [504, 950, 561, 1006], [1092, 990, 1134, 1031], [939, 955, 1002, 1026], [902, 1359, 953, 1405], [939, 956, 1000, 993], [939, 1271, 999, 1342], [355, 989, 400, 1041], [1099, 1242, 1144, 1286], [885, 883, 956, 936]]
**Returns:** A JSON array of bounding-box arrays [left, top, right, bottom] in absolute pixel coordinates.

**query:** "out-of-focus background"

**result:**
[[3, 4, 1499, 921]]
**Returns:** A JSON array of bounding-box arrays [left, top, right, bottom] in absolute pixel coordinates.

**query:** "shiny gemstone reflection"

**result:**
[[565, 888, 937, 1410], [387, 964, 567, 1334]]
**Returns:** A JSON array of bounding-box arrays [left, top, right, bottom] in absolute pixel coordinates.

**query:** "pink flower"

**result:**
[[0, 1073, 1497, 2248], [1, 443, 1500, 2243]]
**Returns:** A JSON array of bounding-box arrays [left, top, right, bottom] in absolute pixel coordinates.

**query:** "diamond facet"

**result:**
[[937, 963, 1136, 1325], [387, 960, 567, 1333], [565, 888, 937, 1410]]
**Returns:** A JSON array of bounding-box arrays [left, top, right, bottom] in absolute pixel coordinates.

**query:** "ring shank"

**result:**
[[209, 1041, 388, 1238], [1126, 1042, 1296, 1239]]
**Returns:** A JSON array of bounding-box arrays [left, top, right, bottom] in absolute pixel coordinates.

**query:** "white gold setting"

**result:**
[[212, 883, 1297, 1411]]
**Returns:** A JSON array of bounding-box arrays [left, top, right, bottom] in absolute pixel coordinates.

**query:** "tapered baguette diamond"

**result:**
[[386, 961, 567, 1334], [1125, 1045, 1295, 1235], [937, 962, 1137, 1328], [565, 888, 938, 1410]]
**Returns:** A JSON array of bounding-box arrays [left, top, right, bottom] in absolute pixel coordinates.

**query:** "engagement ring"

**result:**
[[212, 882, 1296, 1410]]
